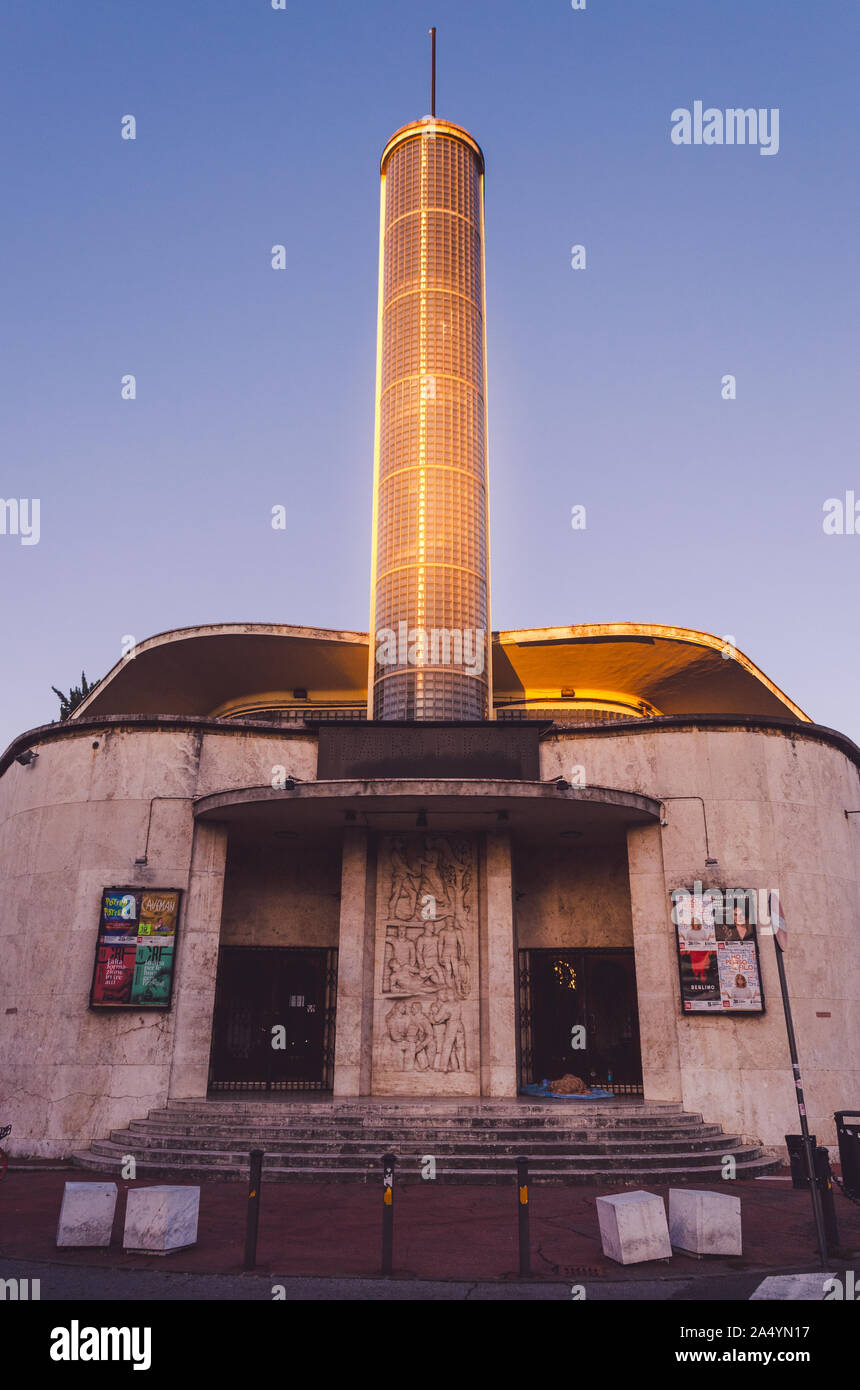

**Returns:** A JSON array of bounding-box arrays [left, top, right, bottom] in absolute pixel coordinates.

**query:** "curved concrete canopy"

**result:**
[[193, 778, 661, 842], [71, 620, 810, 724]]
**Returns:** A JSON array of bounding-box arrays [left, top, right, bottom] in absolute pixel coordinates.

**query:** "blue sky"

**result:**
[[2, 0, 858, 748]]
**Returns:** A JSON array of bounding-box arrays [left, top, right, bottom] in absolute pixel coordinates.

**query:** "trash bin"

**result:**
[[835, 1111, 860, 1201], [786, 1133, 817, 1190]]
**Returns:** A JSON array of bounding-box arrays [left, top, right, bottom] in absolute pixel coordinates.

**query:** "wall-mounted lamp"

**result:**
[[15, 750, 37, 767]]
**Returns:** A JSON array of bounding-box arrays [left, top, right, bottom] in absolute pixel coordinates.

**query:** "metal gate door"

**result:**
[[518, 948, 642, 1094], [209, 946, 337, 1092]]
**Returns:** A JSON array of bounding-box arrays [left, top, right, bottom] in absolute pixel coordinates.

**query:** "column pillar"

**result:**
[[168, 820, 229, 1100], [626, 822, 683, 1102], [333, 828, 374, 1096], [482, 829, 518, 1096]]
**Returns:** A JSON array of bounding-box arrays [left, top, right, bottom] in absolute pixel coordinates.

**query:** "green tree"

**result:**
[[51, 671, 97, 721]]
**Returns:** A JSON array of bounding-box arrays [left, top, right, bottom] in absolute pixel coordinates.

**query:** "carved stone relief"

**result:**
[[372, 834, 479, 1093]]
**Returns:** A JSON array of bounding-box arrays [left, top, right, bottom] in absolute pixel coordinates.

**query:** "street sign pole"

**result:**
[[769, 893, 829, 1270]]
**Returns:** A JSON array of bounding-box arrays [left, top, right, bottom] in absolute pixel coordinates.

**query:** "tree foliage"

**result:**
[[51, 671, 97, 721]]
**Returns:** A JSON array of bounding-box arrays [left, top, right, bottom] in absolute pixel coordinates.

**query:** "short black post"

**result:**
[[815, 1146, 840, 1251], [381, 1152, 396, 1275], [516, 1155, 531, 1277], [244, 1148, 264, 1271]]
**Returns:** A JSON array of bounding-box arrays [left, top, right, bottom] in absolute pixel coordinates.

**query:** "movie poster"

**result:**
[[717, 941, 763, 1011], [90, 887, 180, 1009], [673, 890, 764, 1015], [678, 949, 722, 1011]]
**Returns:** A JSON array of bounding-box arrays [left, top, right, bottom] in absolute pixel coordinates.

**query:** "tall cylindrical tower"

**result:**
[[368, 116, 491, 721]]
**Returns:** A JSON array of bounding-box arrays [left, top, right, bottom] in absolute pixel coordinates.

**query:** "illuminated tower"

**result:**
[[368, 36, 491, 721]]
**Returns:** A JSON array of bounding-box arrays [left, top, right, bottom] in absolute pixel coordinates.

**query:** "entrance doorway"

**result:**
[[209, 946, 338, 1091], [518, 948, 642, 1093]]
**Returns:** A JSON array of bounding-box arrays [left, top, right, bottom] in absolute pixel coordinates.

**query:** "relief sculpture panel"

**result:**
[[372, 834, 479, 1095]]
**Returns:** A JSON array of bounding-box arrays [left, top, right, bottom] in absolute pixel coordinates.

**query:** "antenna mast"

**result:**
[[430, 27, 437, 116]]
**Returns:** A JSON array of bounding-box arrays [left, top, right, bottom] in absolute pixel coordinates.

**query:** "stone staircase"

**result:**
[[71, 1097, 781, 1185]]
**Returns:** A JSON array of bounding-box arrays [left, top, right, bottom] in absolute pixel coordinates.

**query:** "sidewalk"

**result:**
[[2, 1165, 859, 1285]]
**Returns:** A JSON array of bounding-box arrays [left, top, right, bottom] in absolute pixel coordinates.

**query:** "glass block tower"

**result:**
[[368, 116, 492, 721]]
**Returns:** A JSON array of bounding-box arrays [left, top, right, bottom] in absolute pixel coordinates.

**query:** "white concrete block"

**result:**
[[750, 1274, 837, 1301], [57, 1182, 118, 1247], [123, 1186, 200, 1255], [596, 1190, 672, 1265], [669, 1188, 742, 1256]]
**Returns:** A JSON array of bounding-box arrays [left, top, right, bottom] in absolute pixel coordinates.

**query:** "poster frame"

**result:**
[[88, 885, 182, 1012], [671, 890, 766, 1017]]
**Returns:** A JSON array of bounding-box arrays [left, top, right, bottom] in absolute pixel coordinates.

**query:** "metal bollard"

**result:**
[[381, 1152, 396, 1275], [516, 1155, 531, 1277], [244, 1148, 264, 1271]]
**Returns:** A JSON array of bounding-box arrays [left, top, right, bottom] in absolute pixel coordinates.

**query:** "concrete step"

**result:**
[[87, 1137, 766, 1172], [149, 1108, 705, 1131], [116, 1129, 733, 1155], [71, 1149, 782, 1185], [160, 1102, 686, 1123], [128, 1120, 722, 1144], [71, 1096, 777, 1186]]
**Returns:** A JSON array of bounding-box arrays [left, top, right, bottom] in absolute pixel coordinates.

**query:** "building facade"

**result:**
[[2, 621, 859, 1156], [1, 108, 858, 1161]]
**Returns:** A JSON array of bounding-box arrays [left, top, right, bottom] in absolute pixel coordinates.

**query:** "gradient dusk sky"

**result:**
[[2, 0, 858, 750]]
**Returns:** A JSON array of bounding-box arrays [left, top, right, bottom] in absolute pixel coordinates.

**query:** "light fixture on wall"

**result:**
[[15, 750, 37, 767]]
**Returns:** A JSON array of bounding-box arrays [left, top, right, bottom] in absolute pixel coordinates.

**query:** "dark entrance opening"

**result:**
[[518, 948, 643, 1094], [209, 946, 337, 1092]]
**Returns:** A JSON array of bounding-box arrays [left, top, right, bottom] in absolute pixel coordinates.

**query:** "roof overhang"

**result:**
[[193, 778, 661, 843], [70, 620, 809, 724]]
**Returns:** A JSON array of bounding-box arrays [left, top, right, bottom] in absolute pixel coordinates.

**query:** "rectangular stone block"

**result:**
[[123, 1186, 200, 1255], [57, 1182, 118, 1247], [750, 1274, 837, 1301], [669, 1187, 742, 1256], [596, 1190, 672, 1265]]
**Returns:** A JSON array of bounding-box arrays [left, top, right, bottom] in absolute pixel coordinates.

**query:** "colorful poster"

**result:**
[[678, 950, 722, 1011], [131, 941, 175, 1005], [717, 942, 763, 1010], [91, 943, 137, 1005], [100, 890, 140, 941], [137, 891, 179, 938], [90, 887, 180, 1009], [673, 888, 765, 1015]]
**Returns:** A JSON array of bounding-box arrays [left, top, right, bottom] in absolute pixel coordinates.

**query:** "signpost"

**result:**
[[768, 892, 829, 1269]]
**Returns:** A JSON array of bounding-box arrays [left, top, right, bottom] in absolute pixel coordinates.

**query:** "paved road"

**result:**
[[0, 1256, 792, 1301]]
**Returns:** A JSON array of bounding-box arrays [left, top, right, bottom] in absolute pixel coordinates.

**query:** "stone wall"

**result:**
[[1, 713, 857, 1155], [542, 725, 860, 1149], [513, 838, 633, 950], [220, 835, 341, 949], [0, 722, 317, 1156]]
